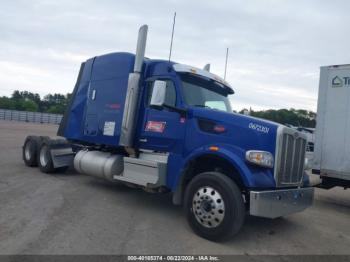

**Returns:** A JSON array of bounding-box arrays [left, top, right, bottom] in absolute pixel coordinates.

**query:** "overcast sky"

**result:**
[[0, 0, 349, 111]]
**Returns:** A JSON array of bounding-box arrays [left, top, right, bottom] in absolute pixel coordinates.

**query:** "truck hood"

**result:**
[[190, 107, 280, 155]]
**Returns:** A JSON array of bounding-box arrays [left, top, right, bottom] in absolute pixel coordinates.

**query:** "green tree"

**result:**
[[0, 97, 15, 109], [11, 99, 38, 112], [21, 99, 39, 112], [47, 104, 66, 114], [11, 90, 22, 101], [249, 108, 316, 128], [1, 91, 71, 113]]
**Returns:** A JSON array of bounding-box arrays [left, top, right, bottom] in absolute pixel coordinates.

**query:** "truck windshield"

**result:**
[[179, 74, 233, 112]]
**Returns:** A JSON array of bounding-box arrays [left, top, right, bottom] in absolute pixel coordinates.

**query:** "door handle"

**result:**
[[139, 138, 148, 143], [92, 89, 96, 100]]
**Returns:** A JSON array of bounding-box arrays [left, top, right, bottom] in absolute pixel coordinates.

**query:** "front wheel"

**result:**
[[184, 172, 245, 241]]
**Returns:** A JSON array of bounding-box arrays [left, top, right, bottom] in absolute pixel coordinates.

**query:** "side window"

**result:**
[[146, 80, 176, 107]]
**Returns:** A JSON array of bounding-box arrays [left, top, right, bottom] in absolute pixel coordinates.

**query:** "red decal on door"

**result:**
[[145, 121, 166, 133], [106, 103, 121, 110]]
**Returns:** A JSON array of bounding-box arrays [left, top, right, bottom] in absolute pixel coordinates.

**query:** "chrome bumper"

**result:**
[[249, 187, 314, 218]]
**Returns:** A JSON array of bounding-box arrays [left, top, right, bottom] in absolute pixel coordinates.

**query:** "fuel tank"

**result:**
[[74, 150, 124, 181]]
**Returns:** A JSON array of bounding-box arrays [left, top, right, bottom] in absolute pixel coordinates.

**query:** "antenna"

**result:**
[[224, 47, 229, 80], [168, 12, 177, 62]]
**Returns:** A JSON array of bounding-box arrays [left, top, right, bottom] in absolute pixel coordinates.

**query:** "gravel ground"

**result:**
[[0, 120, 349, 255]]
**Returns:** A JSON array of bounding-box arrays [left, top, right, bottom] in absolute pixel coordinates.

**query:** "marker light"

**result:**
[[245, 150, 274, 168], [209, 146, 219, 151]]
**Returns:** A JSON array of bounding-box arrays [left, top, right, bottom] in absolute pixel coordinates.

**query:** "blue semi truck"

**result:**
[[22, 25, 314, 241]]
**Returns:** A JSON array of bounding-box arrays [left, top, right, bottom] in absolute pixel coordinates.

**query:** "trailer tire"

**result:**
[[23, 136, 41, 167], [184, 172, 245, 241]]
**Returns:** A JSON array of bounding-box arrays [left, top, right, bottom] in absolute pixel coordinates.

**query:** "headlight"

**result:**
[[245, 150, 274, 168]]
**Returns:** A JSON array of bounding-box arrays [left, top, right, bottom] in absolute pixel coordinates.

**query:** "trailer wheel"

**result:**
[[184, 172, 245, 241], [23, 136, 41, 167]]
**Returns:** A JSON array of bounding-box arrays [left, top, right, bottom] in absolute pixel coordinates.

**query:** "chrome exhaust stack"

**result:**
[[133, 25, 148, 73], [119, 25, 148, 148]]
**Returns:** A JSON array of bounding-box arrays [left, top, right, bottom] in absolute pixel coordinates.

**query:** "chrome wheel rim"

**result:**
[[39, 145, 49, 167], [192, 186, 225, 228], [24, 142, 32, 160]]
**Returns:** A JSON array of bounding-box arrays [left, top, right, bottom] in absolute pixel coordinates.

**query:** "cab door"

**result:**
[[137, 78, 186, 153]]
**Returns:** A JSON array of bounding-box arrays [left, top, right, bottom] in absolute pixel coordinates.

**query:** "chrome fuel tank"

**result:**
[[74, 150, 124, 181]]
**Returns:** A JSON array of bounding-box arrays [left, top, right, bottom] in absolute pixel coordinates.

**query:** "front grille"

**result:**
[[275, 130, 307, 186]]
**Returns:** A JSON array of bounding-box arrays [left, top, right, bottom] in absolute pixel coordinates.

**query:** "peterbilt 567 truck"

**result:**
[[22, 25, 314, 241]]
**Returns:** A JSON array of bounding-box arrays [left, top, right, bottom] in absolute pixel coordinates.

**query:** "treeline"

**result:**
[[0, 91, 71, 114], [239, 108, 316, 128], [0, 90, 316, 127]]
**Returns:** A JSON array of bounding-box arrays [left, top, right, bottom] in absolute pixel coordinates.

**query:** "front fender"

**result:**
[[170, 143, 276, 204], [185, 144, 251, 186]]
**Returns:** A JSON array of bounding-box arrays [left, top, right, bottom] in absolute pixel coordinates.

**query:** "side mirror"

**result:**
[[150, 80, 167, 107]]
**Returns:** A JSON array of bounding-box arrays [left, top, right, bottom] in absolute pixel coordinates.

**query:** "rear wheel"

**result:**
[[38, 139, 70, 173], [38, 142, 55, 173], [184, 172, 245, 241], [23, 136, 41, 167]]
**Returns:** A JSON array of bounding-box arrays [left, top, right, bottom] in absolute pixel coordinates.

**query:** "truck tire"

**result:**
[[23, 136, 41, 167], [38, 141, 55, 173], [184, 172, 245, 241], [38, 139, 69, 173]]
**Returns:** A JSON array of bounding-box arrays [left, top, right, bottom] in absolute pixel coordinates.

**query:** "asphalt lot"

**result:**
[[0, 120, 349, 255]]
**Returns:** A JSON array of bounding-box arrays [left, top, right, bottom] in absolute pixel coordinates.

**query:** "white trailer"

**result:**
[[313, 64, 350, 189]]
